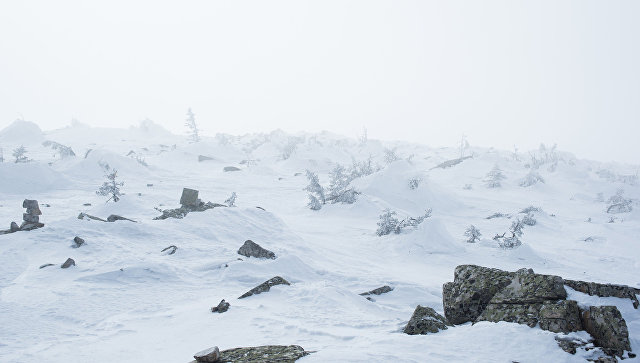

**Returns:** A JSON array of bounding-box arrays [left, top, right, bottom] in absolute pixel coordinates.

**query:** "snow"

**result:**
[[0, 123, 638, 362]]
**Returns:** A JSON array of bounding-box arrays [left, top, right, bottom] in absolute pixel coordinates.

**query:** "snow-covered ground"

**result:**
[[0, 120, 638, 362]]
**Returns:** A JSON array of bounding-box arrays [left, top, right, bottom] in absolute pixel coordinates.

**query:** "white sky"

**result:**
[[1, 1, 638, 163]]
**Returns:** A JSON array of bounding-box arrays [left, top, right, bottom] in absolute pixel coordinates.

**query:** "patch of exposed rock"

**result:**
[[190, 345, 308, 363], [403, 305, 450, 335], [238, 276, 290, 299], [237, 240, 276, 259], [565, 279, 639, 309]]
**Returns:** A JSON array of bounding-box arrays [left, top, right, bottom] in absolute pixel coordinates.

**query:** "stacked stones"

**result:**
[[21, 199, 44, 231]]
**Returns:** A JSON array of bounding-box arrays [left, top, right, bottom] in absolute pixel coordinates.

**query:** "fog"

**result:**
[[1, 0, 638, 163]]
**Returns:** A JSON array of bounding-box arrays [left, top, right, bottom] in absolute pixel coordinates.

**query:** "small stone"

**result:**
[[61, 258, 75, 269], [403, 305, 450, 335], [211, 299, 230, 313], [223, 166, 241, 172], [360, 285, 394, 296], [198, 155, 214, 162], [73, 236, 85, 248], [146, 183, 153, 187], [180, 188, 199, 207], [237, 240, 276, 259], [83, 203, 92, 206], [161, 245, 177, 255], [193, 346, 220, 362]]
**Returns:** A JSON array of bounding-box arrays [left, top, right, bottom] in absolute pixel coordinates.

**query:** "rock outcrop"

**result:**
[[565, 279, 639, 309], [190, 345, 308, 363], [237, 240, 276, 259], [193, 346, 220, 362], [403, 305, 450, 335], [582, 306, 631, 357], [154, 188, 226, 220], [238, 276, 290, 299]]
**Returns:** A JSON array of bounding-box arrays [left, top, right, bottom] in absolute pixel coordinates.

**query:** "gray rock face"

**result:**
[[237, 240, 276, 259], [238, 276, 290, 299], [193, 346, 220, 362], [217, 345, 307, 363], [477, 303, 542, 327], [10, 222, 19, 232], [360, 285, 394, 296], [538, 300, 582, 333], [23, 213, 39, 223], [73, 236, 85, 248], [403, 305, 450, 335], [223, 166, 241, 172], [180, 188, 199, 207], [442, 265, 514, 324], [489, 273, 566, 304], [565, 279, 639, 309], [582, 306, 631, 357], [61, 258, 75, 268], [20, 222, 44, 231], [211, 299, 230, 313]]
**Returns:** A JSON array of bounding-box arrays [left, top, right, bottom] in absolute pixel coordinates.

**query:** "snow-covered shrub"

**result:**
[[464, 225, 481, 243], [332, 188, 359, 204], [408, 178, 421, 190], [376, 209, 432, 236], [522, 212, 536, 226], [606, 189, 632, 214], [43, 140, 75, 159], [184, 108, 200, 143], [349, 156, 379, 178], [384, 148, 400, 164], [519, 171, 544, 187], [484, 165, 506, 188], [225, 192, 237, 207], [327, 165, 350, 200], [519, 206, 542, 214], [494, 218, 524, 249], [486, 212, 509, 219], [281, 137, 302, 160], [12, 145, 29, 163], [96, 168, 124, 203], [526, 143, 558, 171], [304, 170, 326, 210]]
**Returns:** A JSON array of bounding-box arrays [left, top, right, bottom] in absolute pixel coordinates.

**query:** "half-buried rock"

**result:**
[[61, 258, 75, 269], [237, 240, 276, 259], [211, 299, 230, 313], [582, 306, 631, 357], [193, 346, 220, 362], [403, 305, 450, 335], [190, 345, 308, 363], [238, 276, 290, 299]]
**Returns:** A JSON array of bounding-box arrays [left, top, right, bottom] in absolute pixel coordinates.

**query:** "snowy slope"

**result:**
[[0, 123, 639, 362]]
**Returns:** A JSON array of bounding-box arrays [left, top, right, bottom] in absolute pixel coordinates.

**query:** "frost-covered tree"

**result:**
[[522, 212, 536, 226], [464, 225, 482, 243], [606, 189, 632, 214], [494, 217, 524, 248], [485, 165, 506, 188], [384, 148, 400, 164], [359, 127, 368, 145], [12, 145, 29, 163], [304, 170, 325, 209], [184, 108, 200, 143], [96, 168, 124, 202], [349, 156, 378, 179], [225, 192, 237, 207], [376, 209, 400, 236], [520, 171, 544, 187], [408, 178, 421, 190], [325, 164, 359, 204], [307, 194, 322, 211]]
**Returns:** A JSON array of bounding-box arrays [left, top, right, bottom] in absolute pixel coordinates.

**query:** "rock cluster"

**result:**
[[190, 345, 308, 363], [238, 276, 290, 299], [436, 265, 634, 359], [237, 240, 276, 259], [211, 299, 230, 313], [154, 188, 225, 220], [1, 199, 45, 234]]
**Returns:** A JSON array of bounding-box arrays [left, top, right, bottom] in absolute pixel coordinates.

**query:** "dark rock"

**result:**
[[180, 188, 199, 207], [589, 357, 618, 363], [193, 346, 220, 362], [442, 265, 514, 324], [360, 285, 393, 296], [106, 214, 136, 223], [489, 273, 566, 304], [61, 258, 75, 269], [39, 263, 55, 269], [83, 203, 92, 206], [554, 334, 591, 355], [19, 222, 44, 231], [538, 300, 582, 333], [476, 303, 542, 327], [217, 345, 307, 363], [198, 155, 214, 162], [223, 166, 241, 172], [77, 212, 107, 222], [22, 199, 39, 210], [565, 279, 639, 309], [22, 213, 39, 223], [153, 201, 223, 220], [10, 222, 19, 232], [73, 236, 85, 248], [211, 299, 230, 313], [582, 306, 631, 357], [237, 240, 276, 259], [255, 206, 266, 211], [161, 245, 178, 255], [403, 305, 450, 335], [238, 276, 290, 299], [147, 183, 153, 187]]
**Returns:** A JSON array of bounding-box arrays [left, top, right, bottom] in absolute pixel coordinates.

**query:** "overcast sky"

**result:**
[[1, 1, 638, 163]]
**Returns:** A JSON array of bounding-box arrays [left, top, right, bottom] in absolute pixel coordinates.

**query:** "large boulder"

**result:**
[[476, 303, 542, 327], [582, 306, 631, 357], [489, 272, 566, 304], [403, 305, 450, 335], [442, 265, 514, 324], [538, 300, 582, 333], [237, 240, 276, 259], [238, 276, 290, 299], [565, 279, 639, 309], [180, 188, 199, 207]]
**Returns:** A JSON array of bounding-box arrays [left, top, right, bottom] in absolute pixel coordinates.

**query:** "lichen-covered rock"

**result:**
[[238, 276, 290, 299], [193, 346, 220, 362], [554, 334, 591, 355], [237, 240, 276, 259], [403, 305, 450, 335], [218, 345, 307, 362], [476, 303, 541, 327], [360, 285, 393, 296], [443, 265, 514, 324], [565, 279, 639, 309], [539, 300, 582, 333], [490, 273, 566, 304], [582, 306, 631, 357]]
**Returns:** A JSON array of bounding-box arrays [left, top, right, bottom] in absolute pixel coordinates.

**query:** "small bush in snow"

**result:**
[[225, 192, 237, 207], [484, 165, 506, 188], [184, 108, 201, 143], [486, 212, 509, 219], [376, 209, 432, 236], [606, 189, 632, 214], [12, 145, 29, 163], [304, 170, 326, 210], [522, 212, 536, 226], [520, 171, 544, 187], [519, 205, 542, 214], [307, 194, 323, 210], [494, 218, 525, 249], [384, 148, 400, 164], [96, 168, 124, 203], [408, 178, 421, 190], [349, 156, 379, 178], [464, 225, 482, 243]]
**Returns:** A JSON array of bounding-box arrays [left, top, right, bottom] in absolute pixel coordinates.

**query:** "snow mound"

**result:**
[[0, 162, 72, 194], [401, 217, 465, 255], [0, 119, 44, 144]]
